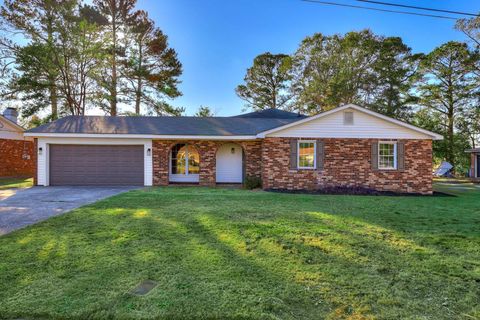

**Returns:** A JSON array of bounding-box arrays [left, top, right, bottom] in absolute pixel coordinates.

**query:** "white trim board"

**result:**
[[36, 137, 153, 186], [25, 133, 258, 140], [257, 104, 443, 140]]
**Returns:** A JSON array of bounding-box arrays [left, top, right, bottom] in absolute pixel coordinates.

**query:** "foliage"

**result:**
[[0, 0, 183, 118], [414, 41, 478, 169], [243, 175, 262, 189], [54, 5, 106, 115], [413, 108, 472, 174], [0, 0, 68, 119], [194, 105, 214, 117], [368, 36, 420, 121], [456, 16, 480, 48], [10, 43, 54, 118], [123, 10, 183, 115], [457, 107, 480, 149], [93, 0, 137, 116], [0, 185, 479, 319], [236, 52, 293, 110], [291, 30, 418, 118]]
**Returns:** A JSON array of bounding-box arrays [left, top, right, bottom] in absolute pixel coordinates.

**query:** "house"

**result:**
[[0, 107, 35, 177], [24, 104, 443, 194], [466, 148, 479, 180]]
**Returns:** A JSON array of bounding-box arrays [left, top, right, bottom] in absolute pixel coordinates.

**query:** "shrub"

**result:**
[[243, 176, 262, 190]]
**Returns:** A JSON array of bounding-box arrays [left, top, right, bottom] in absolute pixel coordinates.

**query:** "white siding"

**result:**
[[144, 140, 153, 186], [0, 118, 27, 140], [37, 137, 153, 186], [0, 130, 24, 140], [267, 108, 433, 139], [37, 139, 48, 186]]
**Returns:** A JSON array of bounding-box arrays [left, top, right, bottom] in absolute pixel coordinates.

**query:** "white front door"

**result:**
[[216, 143, 243, 183]]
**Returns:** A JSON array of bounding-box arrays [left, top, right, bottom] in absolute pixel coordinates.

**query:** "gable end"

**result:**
[[258, 105, 443, 140]]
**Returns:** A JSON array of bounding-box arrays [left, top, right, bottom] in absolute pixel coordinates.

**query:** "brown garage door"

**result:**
[[49, 145, 144, 186]]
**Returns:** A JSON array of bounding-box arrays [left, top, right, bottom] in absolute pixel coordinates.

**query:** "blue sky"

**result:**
[[136, 0, 480, 116]]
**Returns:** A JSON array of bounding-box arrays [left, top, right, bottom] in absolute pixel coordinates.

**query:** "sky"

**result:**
[[134, 0, 480, 116]]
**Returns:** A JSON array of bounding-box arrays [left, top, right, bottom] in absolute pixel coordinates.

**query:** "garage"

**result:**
[[49, 145, 144, 186]]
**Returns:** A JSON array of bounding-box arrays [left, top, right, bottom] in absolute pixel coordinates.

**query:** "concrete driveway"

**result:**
[[0, 186, 139, 235]]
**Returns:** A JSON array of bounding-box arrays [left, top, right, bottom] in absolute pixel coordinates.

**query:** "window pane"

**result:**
[[379, 143, 394, 156], [298, 142, 315, 168], [187, 146, 200, 174], [171, 144, 187, 174], [378, 143, 395, 169]]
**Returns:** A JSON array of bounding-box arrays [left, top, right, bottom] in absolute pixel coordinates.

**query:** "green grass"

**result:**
[[0, 183, 479, 319], [0, 177, 33, 190]]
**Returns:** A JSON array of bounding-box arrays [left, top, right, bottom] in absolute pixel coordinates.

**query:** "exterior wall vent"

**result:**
[[344, 111, 354, 125]]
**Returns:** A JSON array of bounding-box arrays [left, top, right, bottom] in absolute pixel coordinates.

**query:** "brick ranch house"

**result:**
[[25, 104, 443, 194], [0, 107, 35, 177]]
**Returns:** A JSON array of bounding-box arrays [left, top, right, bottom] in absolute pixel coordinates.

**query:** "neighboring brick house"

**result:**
[[0, 108, 35, 178], [25, 104, 443, 194]]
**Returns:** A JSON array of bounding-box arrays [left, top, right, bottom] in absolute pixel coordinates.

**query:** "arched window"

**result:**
[[171, 144, 200, 178]]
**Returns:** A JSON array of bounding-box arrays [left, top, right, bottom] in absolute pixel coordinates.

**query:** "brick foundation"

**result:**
[[262, 138, 433, 195], [0, 138, 35, 177], [152, 140, 262, 186]]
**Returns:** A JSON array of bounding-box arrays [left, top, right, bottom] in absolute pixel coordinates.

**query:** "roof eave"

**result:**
[[24, 132, 260, 140]]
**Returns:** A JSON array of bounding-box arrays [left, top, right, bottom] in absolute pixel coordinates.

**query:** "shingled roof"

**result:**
[[26, 109, 305, 136]]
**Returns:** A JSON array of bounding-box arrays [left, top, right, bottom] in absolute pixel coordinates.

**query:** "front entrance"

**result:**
[[216, 143, 243, 183], [169, 143, 200, 183], [477, 154, 480, 178]]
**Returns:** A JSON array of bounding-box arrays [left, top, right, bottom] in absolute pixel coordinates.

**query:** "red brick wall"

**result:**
[[0, 138, 35, 177], [152, 140, 262, 186], [262, 138, 433, 195]]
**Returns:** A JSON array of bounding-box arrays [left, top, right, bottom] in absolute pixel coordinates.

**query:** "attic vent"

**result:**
[[344, 111, 354, 125]]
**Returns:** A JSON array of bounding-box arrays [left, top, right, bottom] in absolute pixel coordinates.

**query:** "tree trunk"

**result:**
[[446, 74, 455, 170], [110, 15, 117, 116], [135, 41, 143, 114], [447, 106, 455, 168], [47, 16, 58, 119], [135, 80, 142, 114], [49, 82, 58, 119]]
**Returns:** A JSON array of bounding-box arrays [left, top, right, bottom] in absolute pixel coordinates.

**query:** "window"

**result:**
[[378, 142, 397, 169], [187, 148, 200, 174], [171, 144, 200, 175], [298, 141, 316, 169]]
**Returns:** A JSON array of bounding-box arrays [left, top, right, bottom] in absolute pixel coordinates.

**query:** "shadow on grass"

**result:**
[[0, 186, 479, 319]]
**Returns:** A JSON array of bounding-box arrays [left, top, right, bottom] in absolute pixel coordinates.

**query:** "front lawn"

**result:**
[[0, 183, 479, 319], [0, 177, 33, 190]]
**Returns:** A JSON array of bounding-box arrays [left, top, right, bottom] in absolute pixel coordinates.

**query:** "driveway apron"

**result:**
[[0, 186, 139, 235]]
